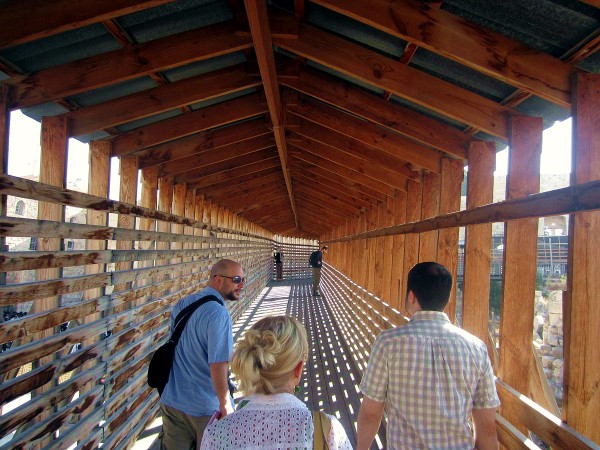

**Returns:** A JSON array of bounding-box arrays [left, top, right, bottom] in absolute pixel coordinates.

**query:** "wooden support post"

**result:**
[[438, 158, 464, 321], [381, 196, 395, 302], [419, 171, 440, 262], [184, 188, 195, 273], [171, 184, 187, 279], [32, 116, 67, 406], [499, 116, 542, 427], [564, 73, 600, 442], [462, 142, 495, 345], [402, 179, 422, 295], [34, 116, 68, 314], [356, 213, 368, 289], [138, 166, 158, 284], [367, 205, 378, 293], [157, 176, 173, 284], [83, 141, 110, 334], [390, 190, 407, 309], [114, 155, 138, 292], [195, 193, 205, 258], [0, 85, 10, 325], [373, 204, 385, 299]]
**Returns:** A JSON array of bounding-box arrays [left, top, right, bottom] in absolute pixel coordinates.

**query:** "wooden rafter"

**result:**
[[289, 95, 441, 172], [109, 93, 268, 157], [0, 0, 176, 50], [274, 22, 516, 139], [137, 119, 270, 168], [65, 65, 261, 137], [173, 147, 278, 185], [311, 0, 575, 108], [5, 22, 253, 109], [244, 0, 299, 230], [280, 66, 470, 159]]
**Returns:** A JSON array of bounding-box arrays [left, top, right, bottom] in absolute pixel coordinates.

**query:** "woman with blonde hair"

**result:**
[[200, 315, 353, 450]]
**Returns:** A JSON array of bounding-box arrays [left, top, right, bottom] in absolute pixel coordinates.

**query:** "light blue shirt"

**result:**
[[160, 286, 233, 416]]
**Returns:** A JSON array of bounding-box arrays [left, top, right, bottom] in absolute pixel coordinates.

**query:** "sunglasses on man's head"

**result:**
[[216, 275, 246, 284]]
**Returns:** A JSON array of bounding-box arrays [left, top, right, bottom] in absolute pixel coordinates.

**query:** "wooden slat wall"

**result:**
[[320, 265, 596, 450], [0, 167, 289, 448], [272, 235, 317, 280]]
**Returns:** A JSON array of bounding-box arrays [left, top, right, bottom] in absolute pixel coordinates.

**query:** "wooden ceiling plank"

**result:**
[[66, 65, 261, 137], [137, 119, 270, 168], [290, 94, 442, 172], [290, 115, 423, 182], [195, 171, 283, 197], [7, 21, 253, 109], [311, 0, 574, 108], [244, 0, 299, 230], [290, 147, 396, 197], [173, 147, 278, 184], [280, 67, 470, 159], [110, 93, 267, 157], [159, 134, 275, 177], [183, 157, 281, 189], [206, 180, 286, 205], [0, 0, 177, 50], [274, 23, 514, 139], [289, 132, 411, 189]]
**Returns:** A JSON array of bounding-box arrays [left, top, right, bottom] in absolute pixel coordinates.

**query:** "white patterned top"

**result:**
[[360, 311, 500, 450], [199, 393, 353, 450]]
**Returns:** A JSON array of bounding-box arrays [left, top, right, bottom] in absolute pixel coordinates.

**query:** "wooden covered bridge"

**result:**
[[0, 0, 599, 448]]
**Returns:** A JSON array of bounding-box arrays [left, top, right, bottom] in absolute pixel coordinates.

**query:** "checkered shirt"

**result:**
[[360, 311, 500, 450]]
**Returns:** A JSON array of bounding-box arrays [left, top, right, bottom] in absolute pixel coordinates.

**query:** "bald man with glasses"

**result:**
[[160, 259, 245, 450]]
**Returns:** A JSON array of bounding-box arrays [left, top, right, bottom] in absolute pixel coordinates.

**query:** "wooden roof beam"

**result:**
[[244, 0, 299, 230], [6, 21, 253, 109], [311, 0, 575, 108], [290, 159, 388, 203], [292, 168, 384, 206], [138, 118, 270, 168], [65, 65, 261, 137], [290, 148, 396, 197], [173, 147, 278, 184], [289, 116, 422, 183], [289, 133, 409, 190], [274, 22, 516, 139], [109, 93, 268, 157], [293, 178, 371, 210], [280, 67, 470, 158], [195, 171, 284, 197], [289, 95, 442, 173], [0, 0, 177, 50], [184, 157, 281, 189], [159, 134, 275, 177]]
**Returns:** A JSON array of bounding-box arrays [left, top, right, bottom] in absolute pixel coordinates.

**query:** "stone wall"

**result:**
[[534, 290, 564, 407]]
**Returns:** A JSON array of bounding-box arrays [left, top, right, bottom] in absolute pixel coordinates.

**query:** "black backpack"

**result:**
[[309, 251, 320, 268], [147, 295, 219, 395]]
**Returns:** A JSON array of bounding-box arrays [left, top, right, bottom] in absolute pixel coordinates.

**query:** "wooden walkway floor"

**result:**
[[135, 279, 386, 449]]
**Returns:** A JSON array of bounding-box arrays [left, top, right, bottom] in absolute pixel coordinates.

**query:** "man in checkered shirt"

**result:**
[[356, 262, 500, 450]]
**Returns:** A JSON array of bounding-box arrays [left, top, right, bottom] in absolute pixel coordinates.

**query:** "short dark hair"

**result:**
[[322, 245, 328, 250], [406, 262, 452, 311]]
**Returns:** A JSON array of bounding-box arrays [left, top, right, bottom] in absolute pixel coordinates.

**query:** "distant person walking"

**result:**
[[274, 249, 283, 281], [309, 245, 328, 297], [160, 259, 245, 450], [357, 262, 500, 450]]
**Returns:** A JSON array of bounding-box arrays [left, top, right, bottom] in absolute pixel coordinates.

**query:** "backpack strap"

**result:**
[[169, 295, 220, 345], [313, 410, 331, 450]]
